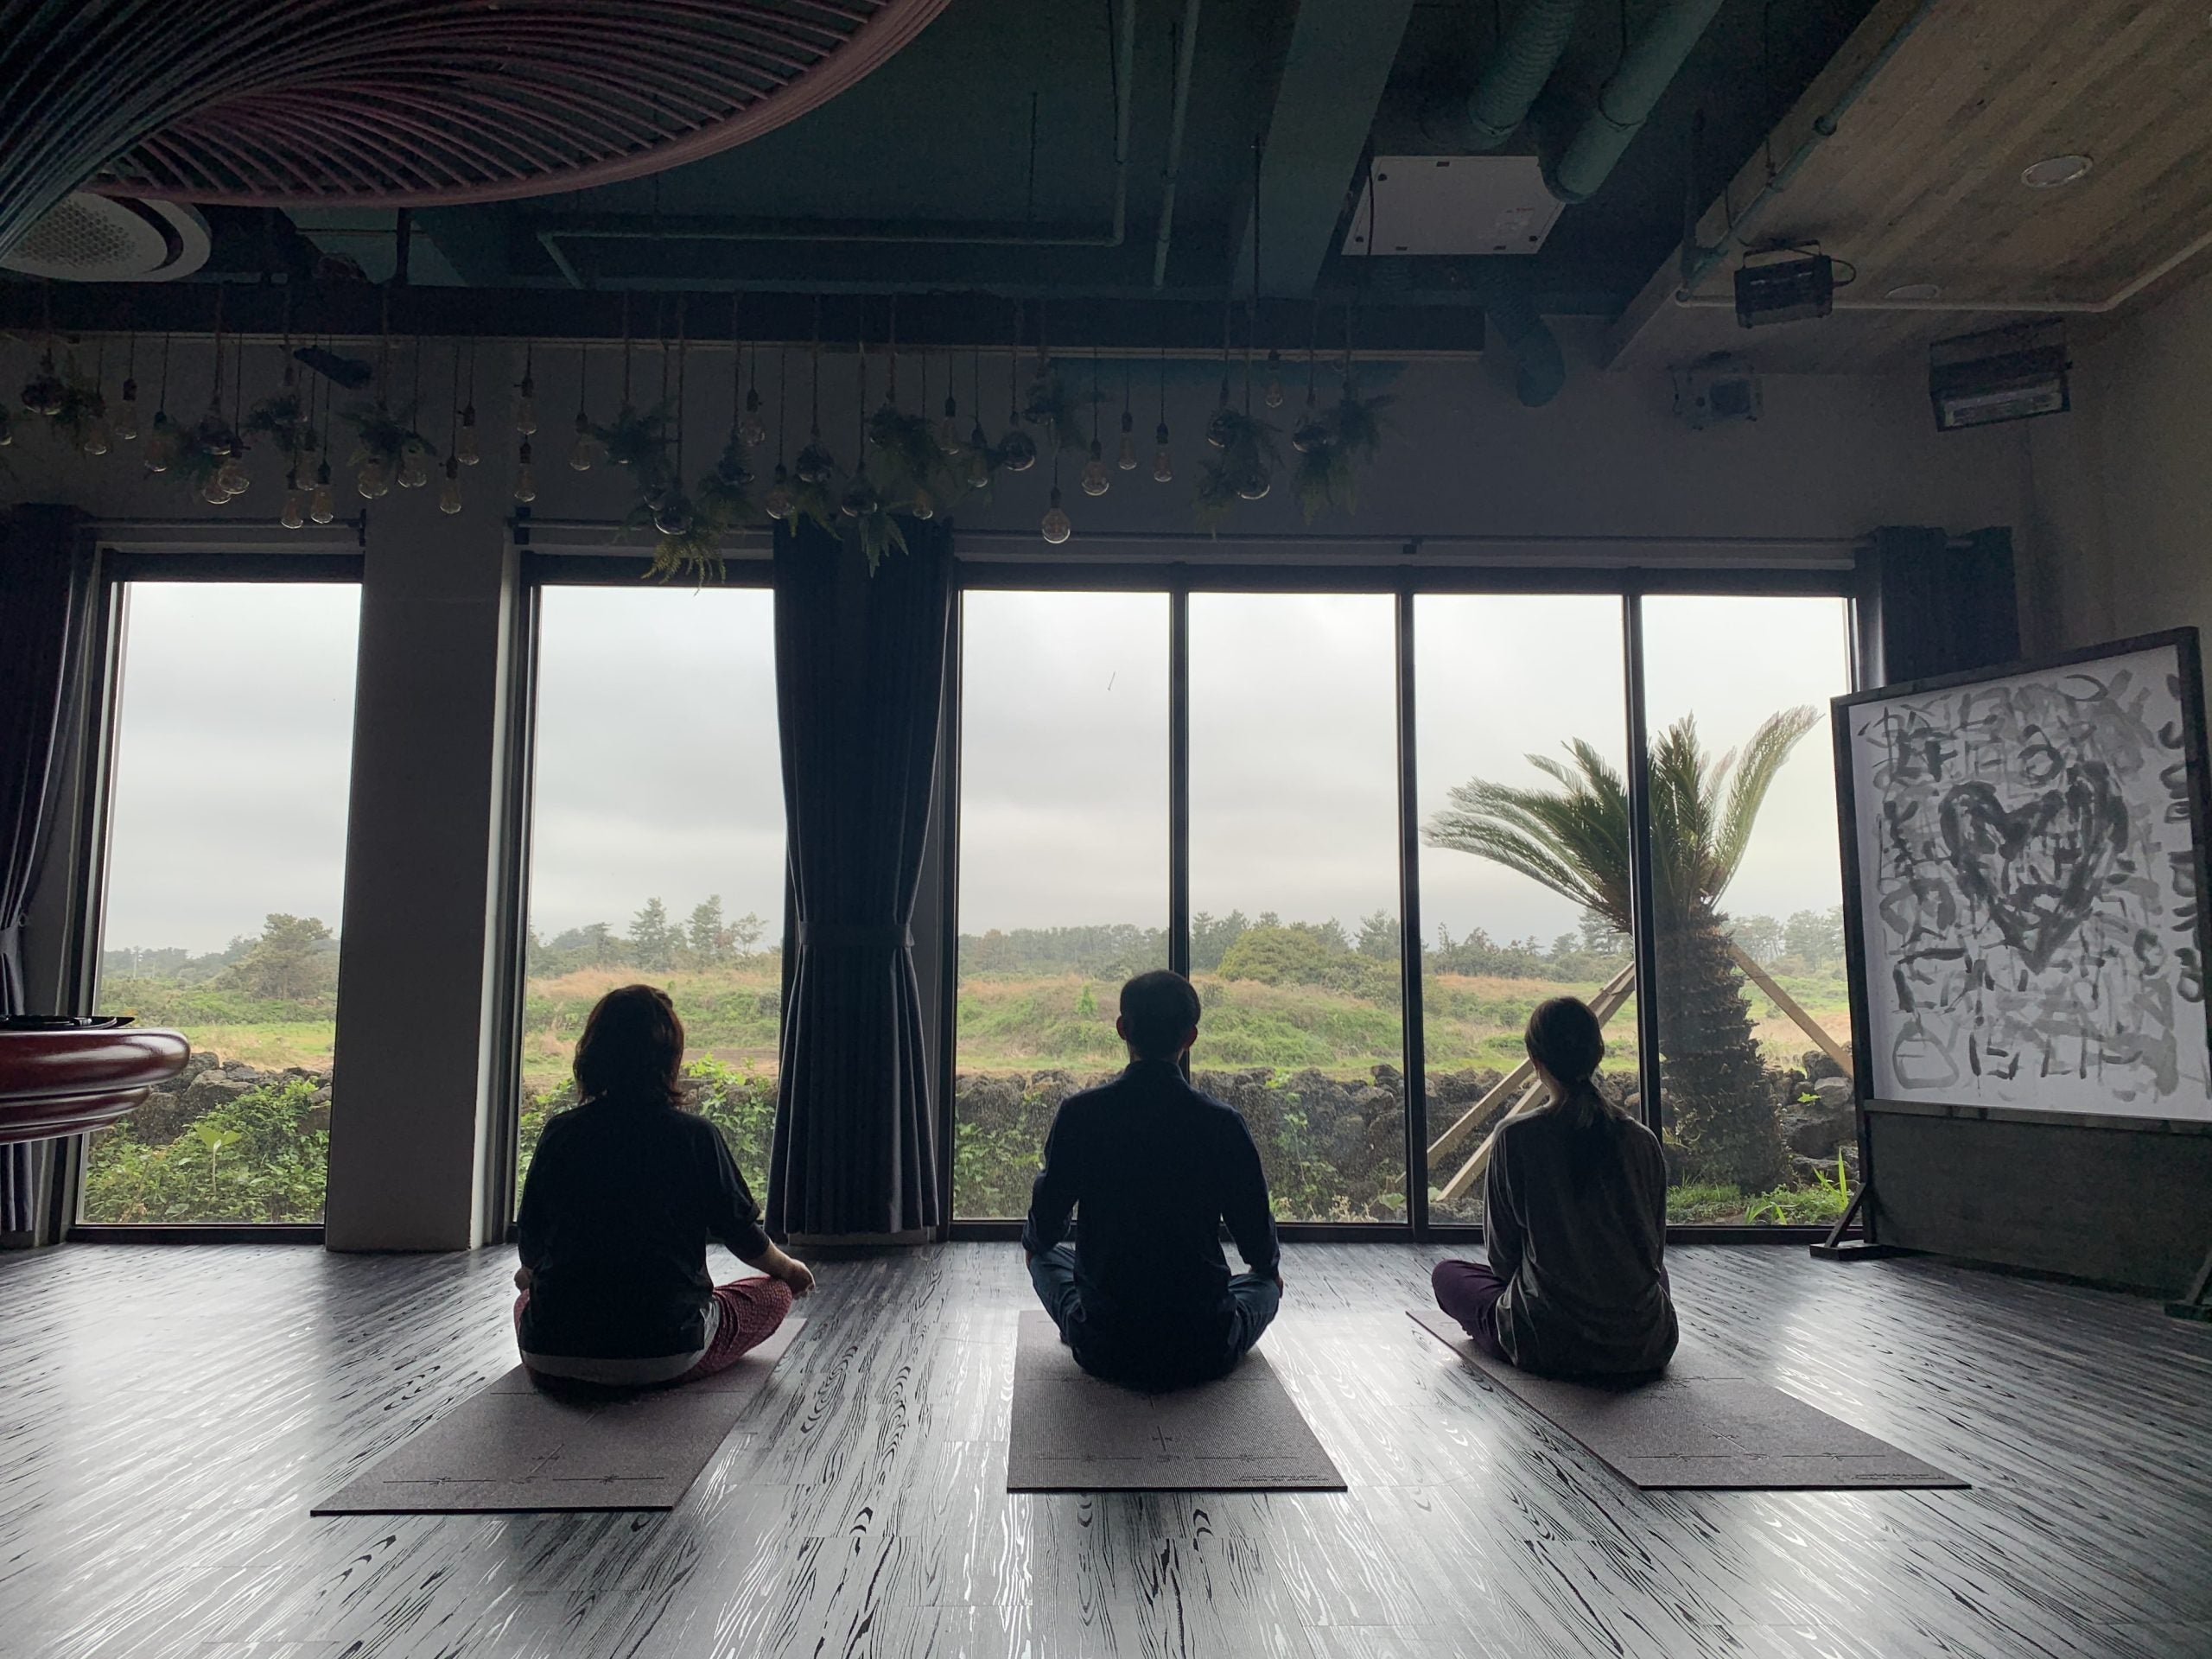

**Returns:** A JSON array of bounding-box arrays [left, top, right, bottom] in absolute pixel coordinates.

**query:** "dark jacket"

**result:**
[[516, 1094, 772, 1360], [1484, 1098, 1677, 1376], [1022, 1058, 1280, 1340]]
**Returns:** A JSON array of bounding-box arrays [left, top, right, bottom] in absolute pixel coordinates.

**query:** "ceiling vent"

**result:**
[[1341, 156, 1565, 257], [0, 193, 210, 283]]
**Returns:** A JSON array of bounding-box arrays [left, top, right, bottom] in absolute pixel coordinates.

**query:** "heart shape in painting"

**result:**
[[1936, 766, 2127, 971]]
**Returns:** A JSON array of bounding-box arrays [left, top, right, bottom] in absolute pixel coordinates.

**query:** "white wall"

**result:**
[[2024, 265, 2212, 663], [3, 327, 2034, 1247]]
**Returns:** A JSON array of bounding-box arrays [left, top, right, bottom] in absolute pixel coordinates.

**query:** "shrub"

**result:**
[[80, 1077, 327, 1224]]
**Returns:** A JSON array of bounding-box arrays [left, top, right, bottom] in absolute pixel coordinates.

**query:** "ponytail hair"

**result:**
[[1523, 996, 1622, 1189]]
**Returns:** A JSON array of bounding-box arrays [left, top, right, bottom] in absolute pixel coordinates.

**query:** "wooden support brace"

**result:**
[[1425, 962, 1635, 1166], [2164, 1241, 2212, 1321], [1728, 944, 1853, 1079]]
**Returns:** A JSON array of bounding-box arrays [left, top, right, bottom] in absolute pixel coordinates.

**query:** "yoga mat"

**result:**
[[312, 1319, 804, 1514], [1006, 1310, 1344, 1492], [1409, 1309, 1963, 1491]]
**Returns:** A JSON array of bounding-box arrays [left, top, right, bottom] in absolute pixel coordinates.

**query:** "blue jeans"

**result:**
[[1029, 1243, 1280, 1389]]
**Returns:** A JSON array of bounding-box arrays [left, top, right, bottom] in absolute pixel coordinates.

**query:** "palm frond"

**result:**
[[1709, 705, 1820, 898]]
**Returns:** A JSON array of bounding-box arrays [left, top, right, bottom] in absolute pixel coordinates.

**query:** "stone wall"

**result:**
[[126, 1051, 332, 1145]]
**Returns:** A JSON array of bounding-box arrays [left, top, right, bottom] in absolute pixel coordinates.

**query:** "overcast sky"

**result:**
[[101, 582, 1849, 958]]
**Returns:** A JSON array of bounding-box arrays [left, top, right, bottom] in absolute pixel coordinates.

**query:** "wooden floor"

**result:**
[[2, 1243, 2209, 1659]]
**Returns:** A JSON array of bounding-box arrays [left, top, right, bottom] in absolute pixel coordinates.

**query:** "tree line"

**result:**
[[527, 894, 771, 977]]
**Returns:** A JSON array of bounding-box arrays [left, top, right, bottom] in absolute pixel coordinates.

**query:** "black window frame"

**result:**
[[65, 544, 365, 1243], [940, 558, 1862, 1244]]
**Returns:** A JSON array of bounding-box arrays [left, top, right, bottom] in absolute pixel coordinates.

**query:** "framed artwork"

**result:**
[[1834, 630, 2212, 1122]]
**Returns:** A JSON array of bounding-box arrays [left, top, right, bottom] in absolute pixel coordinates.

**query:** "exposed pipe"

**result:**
[[1675, 0, 1937, 292], [1466, 0, 1583, 150], [1151, 0, 1205, 289], [1461, 264, 1567, 406], [1544, 0, 1726, 204]]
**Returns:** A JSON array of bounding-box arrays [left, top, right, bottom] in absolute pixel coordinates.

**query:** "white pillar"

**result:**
[[324, 483, 518, 1250]]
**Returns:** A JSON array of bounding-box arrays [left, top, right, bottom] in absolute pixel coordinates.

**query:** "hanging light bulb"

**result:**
[[1117, 410, 1137, 471], [143, 412, 174, 472], [740, 386, 766, 448], [763, 462, 793, 520], [515, 369, 537, 435], [999, 425, 1037, 472], [964, 435, 992, 491], [397, 436, 429, 490], [114, 378, 140, 442], [910, 484, 935, 521], [455, 406, 480, 466], [0, 407, 12, 448], [938, 389, 961, 455], [512, 439, 537, 503], [280, 472, 306, 530], [654, 493, 693, 537], [1081, 437, 1109, 497], [201, 473, 232, 506], [438, 454, 463, 515], [80, 397, 111, 456], [1040, 485, 1071, 545], [357, 453, 389, 499], [569, 410, 596, 471], [1153, 421, 1173, 483], [215, 449, 250, 497], [310, 461, 335, 524], [1265, 348, 1286, 409]]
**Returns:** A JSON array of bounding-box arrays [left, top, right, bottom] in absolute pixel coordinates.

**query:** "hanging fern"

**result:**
[[171, 410, 244, 494], [1327, 385, 1392, 462], [854, 505, 910, 574], [48, 373, 107, 452], [1293, 443, 1358, 524]]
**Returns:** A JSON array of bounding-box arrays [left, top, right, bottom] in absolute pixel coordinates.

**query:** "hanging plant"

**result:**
[[245, 386, 319, 454], [341, 401, 436, 475], [1289, 382, 1393, 523], [1192, 407, 1280, 530], [171, 410, 244, 497], [1020, 365, 1084, 452], [47, 364, 109, 454], [592, 399, 676, 498], [1328, 382, 1392, 464], [865, 402, 938, 499], [646, 467, 748, 585]]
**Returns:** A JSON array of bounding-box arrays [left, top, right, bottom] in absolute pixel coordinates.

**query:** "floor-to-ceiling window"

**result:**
[[952, 591, 1168, 1218], [1189, 593, 1404, 1222], [517, 580, 785, 1207], [81, 579, 361, 1225], [1639, 594, 1855, 1224], [1415, 594, 1639, 1224]]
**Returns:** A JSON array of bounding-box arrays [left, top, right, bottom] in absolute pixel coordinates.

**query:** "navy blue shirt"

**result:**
[[516, 1094, 772, 1360], [1022, 1059, 1280, 1337]]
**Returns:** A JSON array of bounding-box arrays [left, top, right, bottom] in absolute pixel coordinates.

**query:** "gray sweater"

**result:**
[[1484, 1099, 1678, 1376]]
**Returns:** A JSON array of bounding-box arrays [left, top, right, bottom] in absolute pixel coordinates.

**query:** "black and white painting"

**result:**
[[1844, 638, 2212, 1119]]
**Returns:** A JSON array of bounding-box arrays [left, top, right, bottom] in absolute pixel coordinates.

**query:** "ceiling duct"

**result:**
[[1544, 0, 1727, 203], [0, 194, 209, 283], [1465, 0, 1584, 150]]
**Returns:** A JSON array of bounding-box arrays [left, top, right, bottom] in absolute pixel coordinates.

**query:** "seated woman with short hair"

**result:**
[[1433, 995, 1676, 1377], [513, 983, 813, 1387]]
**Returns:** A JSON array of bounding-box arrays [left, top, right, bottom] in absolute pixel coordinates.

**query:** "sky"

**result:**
[[99, 581, 1850, 958]]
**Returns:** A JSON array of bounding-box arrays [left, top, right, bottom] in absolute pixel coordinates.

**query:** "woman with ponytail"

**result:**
[[1432, 995, 1676, 1376]]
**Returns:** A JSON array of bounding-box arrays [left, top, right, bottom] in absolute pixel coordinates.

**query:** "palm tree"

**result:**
[[1425, 709, 1819, 1192]]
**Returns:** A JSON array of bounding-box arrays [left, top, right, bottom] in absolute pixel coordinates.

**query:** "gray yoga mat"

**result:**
[[313, 1319, 804, 1514], [1006, 1310, 1344, 1492], [1409, 1309, 1963, 1491]]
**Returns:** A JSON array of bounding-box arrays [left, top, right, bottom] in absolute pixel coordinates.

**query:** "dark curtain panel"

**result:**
[[768, 517, 950, 1239], [0, 506, 92, 1236], [1857, 525, 2021, 687]]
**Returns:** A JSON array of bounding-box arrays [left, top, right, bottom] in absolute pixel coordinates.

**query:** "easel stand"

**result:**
[[1808, 1183, 1900, 1262], [2164, 1243, 2212, 1322]]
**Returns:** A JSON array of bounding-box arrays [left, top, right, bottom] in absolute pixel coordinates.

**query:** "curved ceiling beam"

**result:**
[[0, 0, 950, 261]]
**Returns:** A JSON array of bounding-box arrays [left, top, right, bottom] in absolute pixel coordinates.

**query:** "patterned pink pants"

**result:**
[[514, 1274, 793, 1386]]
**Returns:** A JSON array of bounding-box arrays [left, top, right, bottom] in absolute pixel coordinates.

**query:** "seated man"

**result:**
[[1023, 969, 1282, 1389]]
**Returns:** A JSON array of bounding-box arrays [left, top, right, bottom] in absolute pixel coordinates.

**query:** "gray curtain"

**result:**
[[1857, 525, 2020, 687], [767, 518, 950, 1239], [0, 506, 92, 1236]]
